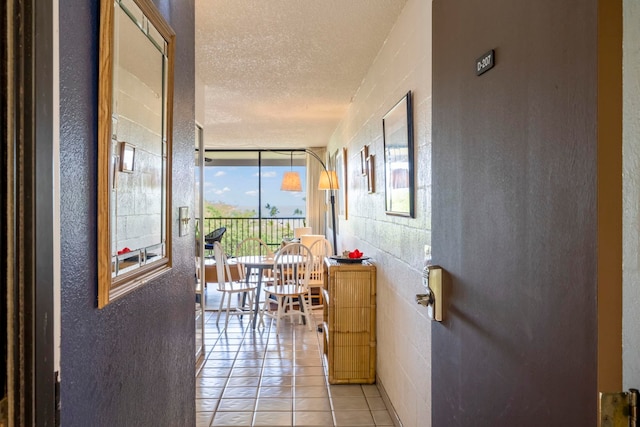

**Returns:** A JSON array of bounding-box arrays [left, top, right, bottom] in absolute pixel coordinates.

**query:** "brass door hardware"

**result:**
[[599, 389, 638, 427], [416, 264, 444, 321]]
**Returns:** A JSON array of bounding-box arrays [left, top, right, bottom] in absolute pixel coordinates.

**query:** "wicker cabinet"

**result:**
[[322, 258, 376, 384]]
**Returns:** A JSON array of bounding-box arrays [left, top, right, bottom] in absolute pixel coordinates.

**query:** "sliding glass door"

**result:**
[[201, 150, 306, 254]]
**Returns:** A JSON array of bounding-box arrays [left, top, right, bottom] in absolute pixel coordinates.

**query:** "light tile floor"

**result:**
[[196, 308, 395, 427]]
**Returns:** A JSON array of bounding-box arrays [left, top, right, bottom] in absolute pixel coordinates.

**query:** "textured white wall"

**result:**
[[327, 0, 432, 424], [623, 0, 640, 390]]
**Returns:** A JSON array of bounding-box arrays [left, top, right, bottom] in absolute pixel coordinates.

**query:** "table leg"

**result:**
[[240, 266, 253, 316], [252, 268, 264, 329]]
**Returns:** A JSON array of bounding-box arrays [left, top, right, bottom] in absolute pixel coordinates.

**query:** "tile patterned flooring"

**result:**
[[196, 308, 395, 427]]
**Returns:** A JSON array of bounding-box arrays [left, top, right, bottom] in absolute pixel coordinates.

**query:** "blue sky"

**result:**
[[202, 165, 306, 216]]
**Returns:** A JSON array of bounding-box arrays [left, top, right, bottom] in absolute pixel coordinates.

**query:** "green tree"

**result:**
[[265, 203, 279, 217]]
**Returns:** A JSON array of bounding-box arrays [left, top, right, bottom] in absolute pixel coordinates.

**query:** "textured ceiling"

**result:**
[[195, 0, 408, 149]]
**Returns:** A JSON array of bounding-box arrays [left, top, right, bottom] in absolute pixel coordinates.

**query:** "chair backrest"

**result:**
[[235, 237, 273, 257], [274, 242, 312, 289], [306, 238, 332, 284], [300, 234, 326, 251], [205, 226, 226, 243], [212, 241, 242, 289], [294, 227, 313, 238]]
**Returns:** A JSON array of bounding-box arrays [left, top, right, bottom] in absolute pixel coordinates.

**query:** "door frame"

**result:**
[[3, 0, 56, 424]]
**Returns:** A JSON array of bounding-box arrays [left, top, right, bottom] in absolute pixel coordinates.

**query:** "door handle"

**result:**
[[416, 265, 444, 321]]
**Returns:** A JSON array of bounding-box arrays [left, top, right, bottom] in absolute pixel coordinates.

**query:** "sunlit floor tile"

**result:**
[[195, 411, 214, 427], [294, 396, 331, 411], [255, 397, 293, 412], [221, 386, 259, 399], [371, 410, 395, 426], [230, 367, 262, 377], [258, 386, 293, 399], [366, 396, 387, 411], [196, 387, 224, 399], [197, 307, 397, 427], [196, 398, 219, 412], [253, 411, 293, 426], [294, 386, 329, 398], [294, 376, 327, 387], [211, 411, 253, 426], [197, 376, 228, 388], [294, 410, 335, 427], [334, 410, 375, 426], [295, 366, 325, 376], [226, 376, 260, 387], [232, 359, 263, 368], [260, 376, 293, 387], [331, 396, 370, 411], [217, 398, 256, 412], [328, 385, 365, 397], [262, 366, 294, 377], [361, 385, 381, 397]]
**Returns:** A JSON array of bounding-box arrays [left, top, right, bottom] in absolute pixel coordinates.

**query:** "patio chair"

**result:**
[[204, 227, 226, 253]]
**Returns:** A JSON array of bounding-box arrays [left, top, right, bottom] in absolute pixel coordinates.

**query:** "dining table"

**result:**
[[232, 254, 305, 329]]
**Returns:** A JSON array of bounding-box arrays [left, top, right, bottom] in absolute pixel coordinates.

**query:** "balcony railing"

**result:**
[[197, 216, 307, 256]]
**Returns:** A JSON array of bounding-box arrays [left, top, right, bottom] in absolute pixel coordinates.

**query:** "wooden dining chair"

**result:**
[[260, 243, 313, 334], [212, 241, 257, 329], [305, 237, 332, 309]]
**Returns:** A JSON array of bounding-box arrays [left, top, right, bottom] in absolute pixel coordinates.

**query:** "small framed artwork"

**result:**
[[383, 91, 414, 217], [366, 155, 375, 193], [120, 142, 136, 173], [360, 145, 369, 176]]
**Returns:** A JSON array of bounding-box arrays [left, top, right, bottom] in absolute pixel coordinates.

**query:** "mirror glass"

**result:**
[[98, 0, 175, 307]]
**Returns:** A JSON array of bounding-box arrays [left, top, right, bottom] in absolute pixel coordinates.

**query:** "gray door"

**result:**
[[431, 1, 621, 425]]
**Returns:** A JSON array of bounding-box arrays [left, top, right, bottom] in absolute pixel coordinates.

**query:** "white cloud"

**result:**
[[214, 171, 226, 177], [252, 171, 276, 178], [246, 190, 259, 197], [213, 187, 231, 195]]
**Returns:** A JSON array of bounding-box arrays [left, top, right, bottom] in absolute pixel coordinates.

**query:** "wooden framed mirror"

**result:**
[[98, 0, 175, 307]]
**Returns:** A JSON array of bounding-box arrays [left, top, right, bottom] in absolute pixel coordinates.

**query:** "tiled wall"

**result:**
[[326, 0, 433, 425], [623, 0, 640, 390]]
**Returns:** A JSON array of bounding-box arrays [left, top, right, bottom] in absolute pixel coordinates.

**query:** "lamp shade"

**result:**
[[281, 171, 302, 191], [318, 170, 339, 190]]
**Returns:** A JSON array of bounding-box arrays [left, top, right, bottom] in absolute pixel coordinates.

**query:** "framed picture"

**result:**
[[335, 147, 347, 219], [366, 154, 375, 193], [360, 145, 369, 176], [383, 91, 414, 217], [120, 141, 136, 173]]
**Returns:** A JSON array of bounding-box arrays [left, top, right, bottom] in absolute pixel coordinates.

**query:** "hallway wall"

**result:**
[[326, 0, 432, 425], [58, 1, 196, 425], [623, 0, 640, 389]]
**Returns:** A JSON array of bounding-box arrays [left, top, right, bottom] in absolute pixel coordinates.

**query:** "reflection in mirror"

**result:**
[[98, 0, 175, 307]]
